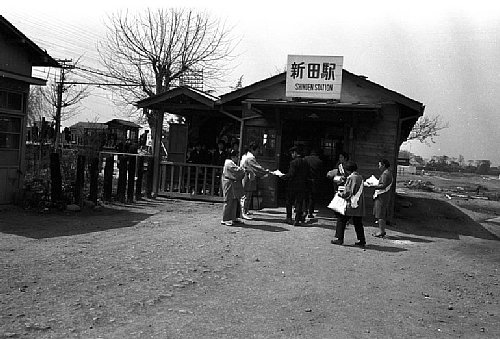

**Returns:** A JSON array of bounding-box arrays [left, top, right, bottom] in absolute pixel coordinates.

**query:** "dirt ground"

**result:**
[[1, 176, 499, 338]]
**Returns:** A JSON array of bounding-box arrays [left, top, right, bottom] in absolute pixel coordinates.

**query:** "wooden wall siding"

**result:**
[[0, 168, 18, 204], [351, 103, 400, 220]]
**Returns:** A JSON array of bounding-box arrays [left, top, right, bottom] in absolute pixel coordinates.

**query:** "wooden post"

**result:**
[[127, 155, 136, 202], [135, 156, 145, 200], [117, 155, 128, 203], [89, 157, 99, 204], [103, 155, 114, 202], [146, 157, 154, 198], [152, 110, 165, 197], [74, 154, 85, 205]]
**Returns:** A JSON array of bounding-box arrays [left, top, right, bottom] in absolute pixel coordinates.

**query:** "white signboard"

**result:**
[[286, 55, 343, 99]]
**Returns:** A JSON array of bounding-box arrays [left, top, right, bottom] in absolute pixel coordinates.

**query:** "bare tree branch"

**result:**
[[406, 114, 449, 145], [97, 8, 237, 126]]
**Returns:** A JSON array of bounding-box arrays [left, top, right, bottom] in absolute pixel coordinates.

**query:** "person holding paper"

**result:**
[[330, 161, 366, 247], [372, 159, 393, 237], [240, 142, 270, 219]]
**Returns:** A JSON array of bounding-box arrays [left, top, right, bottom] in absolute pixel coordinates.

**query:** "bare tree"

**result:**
[[41, 64, 90, 127], [97, 8, 236, 128], [27, 86, 53, 126], [406, 114, 449, 145]]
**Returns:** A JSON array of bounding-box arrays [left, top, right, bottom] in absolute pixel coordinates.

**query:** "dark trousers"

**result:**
[[286, 190, 305, 221], [304, 179, 320, 215], [335, 215, 366, 244]]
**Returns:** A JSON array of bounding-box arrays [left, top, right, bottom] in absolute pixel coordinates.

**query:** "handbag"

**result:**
[[327, 193, 348, 215]]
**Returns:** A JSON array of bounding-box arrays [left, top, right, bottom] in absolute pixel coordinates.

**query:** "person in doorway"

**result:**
[[371, 159, 393, 237], [304, 148, 324, 219], [280, 146, 310, 226], [221, 150, 245, 226], [240, 142, 270, 219], [331, 161, 366, 247]]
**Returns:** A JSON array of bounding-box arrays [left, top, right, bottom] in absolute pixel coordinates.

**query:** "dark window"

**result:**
[[7, 92, 23, 111], [0, 116, 22, 149]]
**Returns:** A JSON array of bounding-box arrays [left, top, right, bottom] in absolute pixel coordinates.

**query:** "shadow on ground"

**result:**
[[393, 195, 498, 240], [307, 194, 499, 241], [0, 205, 155, 239], [227, 222, 289, 232]]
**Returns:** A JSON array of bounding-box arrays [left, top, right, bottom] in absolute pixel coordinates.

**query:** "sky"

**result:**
[[2, 0, 500, 165]]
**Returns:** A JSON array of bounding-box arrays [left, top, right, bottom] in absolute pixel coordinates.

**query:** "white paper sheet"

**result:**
[[271, 169, 285, 177]]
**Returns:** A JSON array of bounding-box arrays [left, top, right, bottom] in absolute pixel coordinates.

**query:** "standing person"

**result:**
[[304, 148, 324, 219], [280, 146, 310, 226], [371, 159, 393, 237], [240, 142, 270, 219], [221, 150, 245, 226], [331, 161, 366, 247], [327, 152, 349, 191], [212, 140, 228, 167]]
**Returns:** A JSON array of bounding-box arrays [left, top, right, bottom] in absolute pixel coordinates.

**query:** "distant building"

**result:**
[[0, 15, 59, 204], [66, 119, 141, 151]]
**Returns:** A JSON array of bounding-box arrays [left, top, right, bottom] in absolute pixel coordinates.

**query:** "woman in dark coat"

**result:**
[[331, 161, 366, 247]]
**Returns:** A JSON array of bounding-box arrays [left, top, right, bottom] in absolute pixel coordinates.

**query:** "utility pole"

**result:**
[[54, 59, 74, 149]]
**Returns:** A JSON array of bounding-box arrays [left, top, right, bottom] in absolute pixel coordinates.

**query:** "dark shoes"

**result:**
[[354, 241, 366, 248], [372, 232, 387, 238], [331, 239, 343, 245], [285, 218, 294, 225]]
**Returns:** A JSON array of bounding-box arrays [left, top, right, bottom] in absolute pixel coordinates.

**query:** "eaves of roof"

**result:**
[[0, 15, 60, 68]]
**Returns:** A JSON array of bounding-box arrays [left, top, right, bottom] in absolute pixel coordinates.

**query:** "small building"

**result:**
[[0, 15, 59, 204], [68, 121, 108, 146], [137, 63, 424, 211]]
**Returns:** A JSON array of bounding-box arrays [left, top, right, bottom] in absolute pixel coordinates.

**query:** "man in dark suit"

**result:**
[[280, 146, 310, 226], [304, 148, 324, 219]]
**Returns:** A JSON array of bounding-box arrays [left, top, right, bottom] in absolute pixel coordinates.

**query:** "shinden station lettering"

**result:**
[[294, 83, 335, 91]]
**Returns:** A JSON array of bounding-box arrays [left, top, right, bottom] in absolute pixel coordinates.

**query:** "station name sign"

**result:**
[[286, 55, 343, 100]]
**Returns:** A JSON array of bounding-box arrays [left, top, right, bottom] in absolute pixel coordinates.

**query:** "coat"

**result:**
[[241, 152, 268, 192], [338, 172, 365, 217], [222, 159, 245, 201], [282, 157, 310, 192]]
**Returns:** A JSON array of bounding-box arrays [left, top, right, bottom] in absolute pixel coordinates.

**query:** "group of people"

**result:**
[[220, 143, 394, 249], [220, 142, 270, 226], [328, 156, 393, 248], [187, 139, 239, 167]]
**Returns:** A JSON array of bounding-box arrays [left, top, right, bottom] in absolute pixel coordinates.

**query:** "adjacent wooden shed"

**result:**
[[137, 70, 424, 211], [0, 15, 59, 204]]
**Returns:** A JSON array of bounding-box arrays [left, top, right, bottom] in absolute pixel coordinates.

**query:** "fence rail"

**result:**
[[158, 161, 224, 201]]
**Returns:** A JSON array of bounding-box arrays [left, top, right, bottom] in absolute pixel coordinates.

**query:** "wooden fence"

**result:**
[[157, 161, 224, 202]]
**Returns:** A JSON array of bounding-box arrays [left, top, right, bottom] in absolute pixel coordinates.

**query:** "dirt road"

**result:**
[[1, 192, 499, 338]]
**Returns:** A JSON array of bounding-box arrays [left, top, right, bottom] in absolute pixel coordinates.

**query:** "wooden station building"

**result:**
[[137, 59, 424, 211]]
